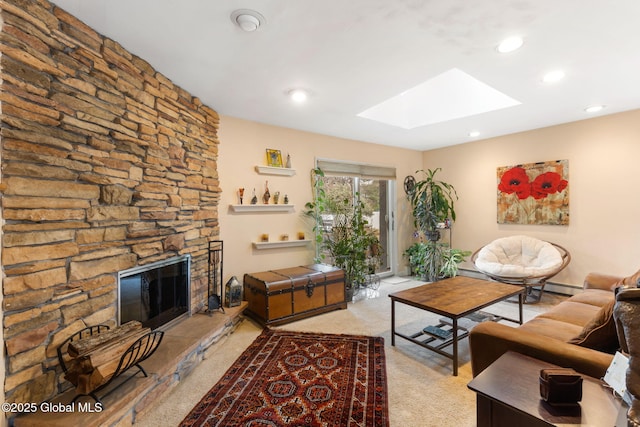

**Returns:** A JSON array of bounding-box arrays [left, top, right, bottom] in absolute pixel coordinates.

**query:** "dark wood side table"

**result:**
[[467, 351, 627, 426]]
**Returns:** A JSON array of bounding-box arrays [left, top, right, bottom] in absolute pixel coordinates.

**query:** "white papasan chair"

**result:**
[[472, 235, 571, 303]]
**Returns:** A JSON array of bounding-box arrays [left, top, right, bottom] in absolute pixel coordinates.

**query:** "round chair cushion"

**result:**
[[474, 235, 563, 278]]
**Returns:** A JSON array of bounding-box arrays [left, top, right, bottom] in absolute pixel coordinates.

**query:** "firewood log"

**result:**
[[76, 373, 92, 395], [77, 328, 149, 369], [67, 321, 142, 357], [77, 358, 122, 394], [64, 321, 150, 393], [63, 357, 93, 386]]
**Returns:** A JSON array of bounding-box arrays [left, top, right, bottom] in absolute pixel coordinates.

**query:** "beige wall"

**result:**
[[422, 109, 640, 287], [219, 110, 640, 288], [218, 115, 422, 282]]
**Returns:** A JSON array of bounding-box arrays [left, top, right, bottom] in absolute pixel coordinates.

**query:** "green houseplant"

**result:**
[[406, 168, 466, 281], [404, 240, 471, 281], [440, 248, 472, 278], [324, 197, 380, 297], [408, 168, 458, 241], [403, 241, 429, 279], [304, 168, 382, 299], [305, 167, 328, 257]]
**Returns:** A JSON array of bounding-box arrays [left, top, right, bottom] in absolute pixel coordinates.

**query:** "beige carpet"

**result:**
[[135, 277, 564, 427]]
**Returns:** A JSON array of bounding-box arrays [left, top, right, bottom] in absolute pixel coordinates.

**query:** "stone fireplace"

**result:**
[[118, 255, 191, 330], [1, 0, 221, 409]]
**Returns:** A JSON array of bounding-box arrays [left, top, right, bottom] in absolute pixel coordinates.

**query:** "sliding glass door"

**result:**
[[319, 174, 393, 275]]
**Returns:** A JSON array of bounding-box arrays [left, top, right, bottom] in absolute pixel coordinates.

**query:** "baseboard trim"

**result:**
[[457, 268, 582, 296]]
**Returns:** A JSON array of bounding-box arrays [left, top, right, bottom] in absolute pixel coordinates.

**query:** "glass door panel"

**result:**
[[320, 175, 392, 275], [358, 178, 390, 273]]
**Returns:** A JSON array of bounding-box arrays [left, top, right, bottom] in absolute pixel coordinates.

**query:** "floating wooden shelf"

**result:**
[[254, 165, 296, 176], [252, 240, 311, 250], [229, 204, 295, 213]]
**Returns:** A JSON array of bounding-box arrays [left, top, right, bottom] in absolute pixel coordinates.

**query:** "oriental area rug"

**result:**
[[180, 328, 389, 427]]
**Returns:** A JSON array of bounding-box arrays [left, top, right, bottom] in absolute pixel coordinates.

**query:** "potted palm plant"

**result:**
[[407, 168, 462, 281]]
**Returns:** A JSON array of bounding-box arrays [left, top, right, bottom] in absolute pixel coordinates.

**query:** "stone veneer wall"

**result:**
[[0, 0, 221, 406]]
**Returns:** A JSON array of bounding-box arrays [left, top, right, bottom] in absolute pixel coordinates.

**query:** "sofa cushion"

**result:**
[[568, 299, 618, 353], [536, 300, 602, 327], [516, 289, 615, 343], [519, 317, 584, 342], [568, 289, 615, 307]]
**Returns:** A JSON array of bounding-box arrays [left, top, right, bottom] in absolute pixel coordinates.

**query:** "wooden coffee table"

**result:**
[[389, 276, 523, 375]]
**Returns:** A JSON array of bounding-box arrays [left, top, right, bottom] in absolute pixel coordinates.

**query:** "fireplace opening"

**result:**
[[118, 255, 191, 330]]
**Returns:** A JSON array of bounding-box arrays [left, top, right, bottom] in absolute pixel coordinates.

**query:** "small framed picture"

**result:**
[[266, 149, 283, 167]]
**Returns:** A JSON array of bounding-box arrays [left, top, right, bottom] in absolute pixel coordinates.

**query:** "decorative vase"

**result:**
[[262, 181, 270, 204]]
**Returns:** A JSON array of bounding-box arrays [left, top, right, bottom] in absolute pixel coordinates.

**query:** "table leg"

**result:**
[[452, 317, 458, 376], [519, 292, 524, 325], [391, 298, 396, 346]]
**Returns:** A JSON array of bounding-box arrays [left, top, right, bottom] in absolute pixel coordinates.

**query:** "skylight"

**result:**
[[357, 68, 521, 129]]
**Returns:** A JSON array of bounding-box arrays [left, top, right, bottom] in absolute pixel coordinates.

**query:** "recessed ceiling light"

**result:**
[[584, 104, 606, 113], [496, 36, 524, 53], [542, 70, 565, 84], [288, 89, 309, 103], [468, 131, 480, 137], [230, 9, 265, 32]]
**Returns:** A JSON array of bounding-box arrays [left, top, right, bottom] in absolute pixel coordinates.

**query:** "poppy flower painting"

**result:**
[[497, 160, 569, 225]]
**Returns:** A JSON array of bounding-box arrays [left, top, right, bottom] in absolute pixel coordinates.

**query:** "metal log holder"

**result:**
[[57, 325, 164, 406], [207, 240, 225, 314]]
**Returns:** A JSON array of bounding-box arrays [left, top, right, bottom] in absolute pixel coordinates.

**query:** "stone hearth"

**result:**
[[13, 305, 246, 426]]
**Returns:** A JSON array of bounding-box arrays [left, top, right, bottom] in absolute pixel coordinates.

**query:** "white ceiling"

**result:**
[[52, 0, 640, 151]]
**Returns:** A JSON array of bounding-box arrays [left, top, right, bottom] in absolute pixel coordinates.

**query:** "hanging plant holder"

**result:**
[[425, 230, 441, 242]]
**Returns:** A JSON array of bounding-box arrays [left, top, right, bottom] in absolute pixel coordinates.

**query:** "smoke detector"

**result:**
[[231, 9, 265, 32]]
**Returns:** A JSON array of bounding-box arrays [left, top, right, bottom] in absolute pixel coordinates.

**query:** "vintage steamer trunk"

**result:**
[[243, 264, 346, 326]]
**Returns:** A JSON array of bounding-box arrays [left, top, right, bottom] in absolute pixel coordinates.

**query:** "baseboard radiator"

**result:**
[[457, 268, 582, 296]]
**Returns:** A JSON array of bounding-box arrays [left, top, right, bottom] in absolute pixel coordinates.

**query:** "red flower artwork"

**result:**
[[498, 167, 531, 199], [530, 172, 568, 199], [497, 161, 569, 225]]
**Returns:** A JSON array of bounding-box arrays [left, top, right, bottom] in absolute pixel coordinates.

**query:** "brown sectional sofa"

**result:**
[[469, 270, 638, 378]]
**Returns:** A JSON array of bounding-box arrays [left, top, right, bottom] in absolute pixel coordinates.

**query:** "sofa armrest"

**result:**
[[583, 272, 622, 291], [469, 322, 614, 379]]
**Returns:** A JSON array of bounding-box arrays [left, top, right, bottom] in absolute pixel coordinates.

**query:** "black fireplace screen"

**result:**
[[118, 255, 191, 330]]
